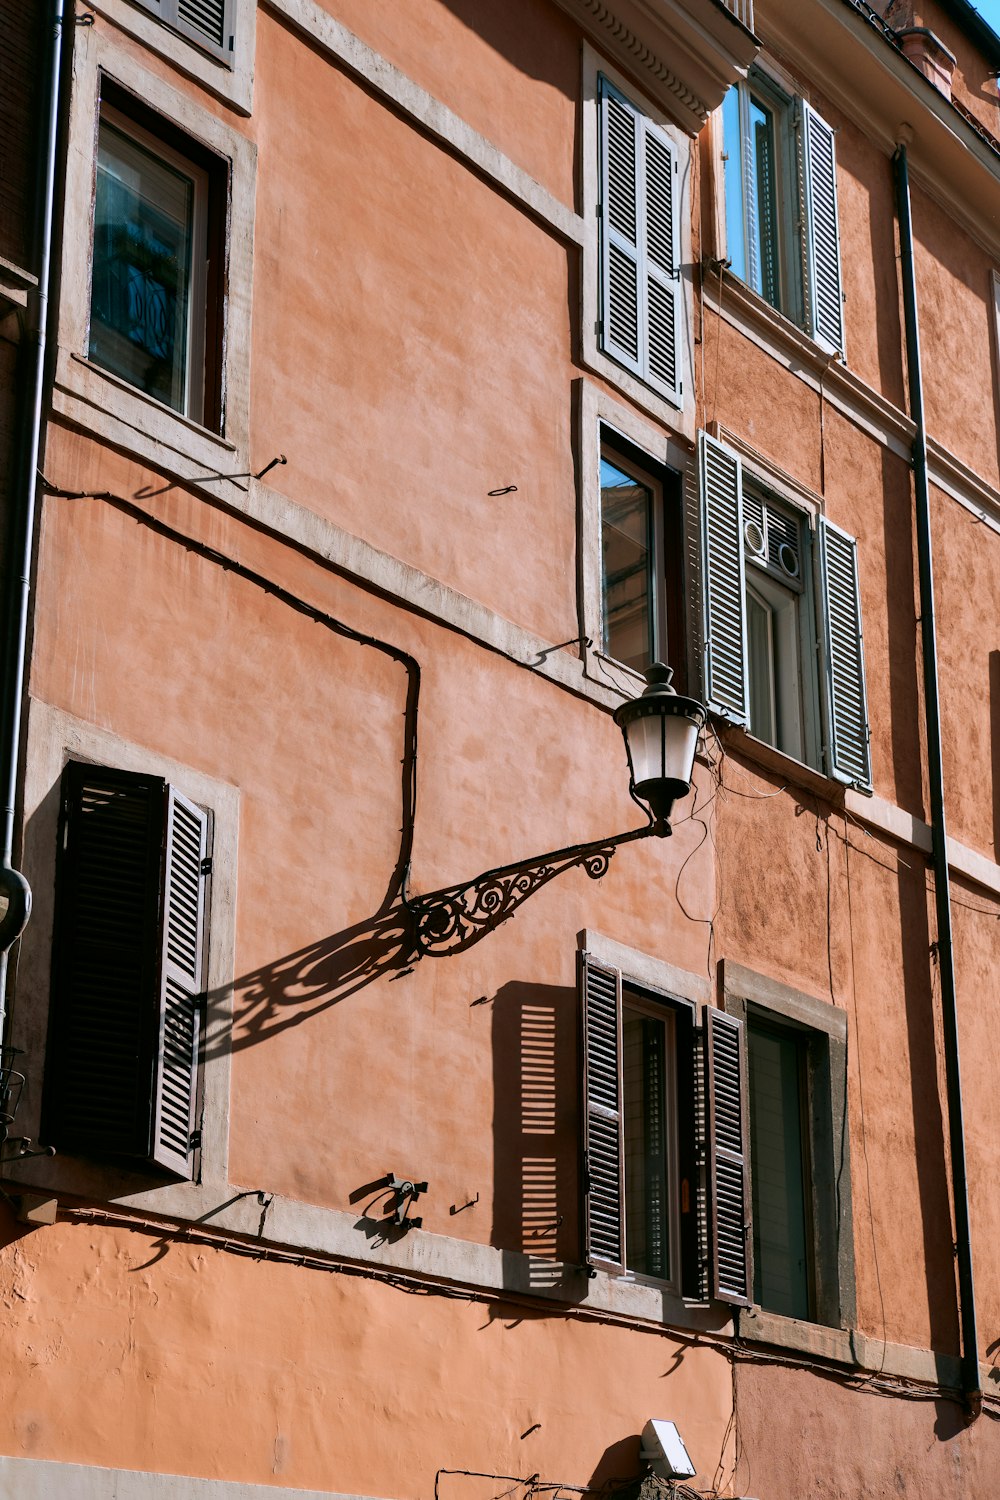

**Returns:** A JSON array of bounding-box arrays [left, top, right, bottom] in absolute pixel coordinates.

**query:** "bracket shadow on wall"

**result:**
[[39, 476, 706, 1060], [208, 663, 707, 1058]]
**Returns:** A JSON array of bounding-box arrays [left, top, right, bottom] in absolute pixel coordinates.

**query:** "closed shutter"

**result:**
[[700, 432, 749, 724], [818, 516, 872, 790], [798, 100, 844, 356], [599, 77, 682, 403], [151, 788, 209, 1175], [133, 0, 233, 61], [45, 766, 165, 1159], [705, 1007, 752, 1305], [580, 954, 625, 1274], [45, 764, 207, 1180]]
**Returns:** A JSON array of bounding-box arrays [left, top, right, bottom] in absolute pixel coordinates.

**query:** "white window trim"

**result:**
[[6, 700, 239, 1199], [54, 24, 256, 483], [578, 378, 691, 699], [580, 44, 695, 444], [88, 0, 257, 116]]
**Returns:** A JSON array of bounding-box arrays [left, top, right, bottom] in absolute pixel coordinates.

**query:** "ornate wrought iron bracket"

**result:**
[[403, 822, 658, 958]]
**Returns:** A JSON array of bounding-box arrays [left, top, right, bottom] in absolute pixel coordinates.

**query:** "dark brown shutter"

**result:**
[[580, 954, 625, 1274], [45, 766, 165, 1159], [45, 764, 207, 1180], [705, 1006, 752, 1305], [151, 788, 208, 1175]]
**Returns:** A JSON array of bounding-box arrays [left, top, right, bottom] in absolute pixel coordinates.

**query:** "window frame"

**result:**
[[723, 961, 855, 1333], [579, 46, 694, 443], [93, 0, 256, 114], [742, 482, 822, 768], [621, 984, 683, 1291], [699, 428, 871, 791], [130, 0, 236, 67], [579, 380, 691, 698], [598, 438, 684, 682], [580, 937, 752, 1307], [53, 26, 256, 486], [4, 700, 239, 1204], [89, 103, 215, 427], [723, 70, 804, 327], [719, 63, 845, 358]]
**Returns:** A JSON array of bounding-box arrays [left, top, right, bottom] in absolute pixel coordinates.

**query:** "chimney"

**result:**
[[896, 26, 958, 100]]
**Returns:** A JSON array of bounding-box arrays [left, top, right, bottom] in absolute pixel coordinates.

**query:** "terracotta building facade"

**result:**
[[2, 0, 1000, 1495]]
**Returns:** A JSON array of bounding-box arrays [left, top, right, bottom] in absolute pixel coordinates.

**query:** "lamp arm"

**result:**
[[403, 820, 658, 958]]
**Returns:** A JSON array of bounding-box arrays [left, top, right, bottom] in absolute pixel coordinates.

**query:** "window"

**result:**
[[699, 432, 871, 789], [599, 438, 684, 677], [130, 0, 234, 64], [724, 962, 854, 1330], [89, 90, 225, 430], [598, 75, 682, 405], [722, 73, 845, 355], [748, 1016, 813, 1318], [43, 763, 211, 1182], [580, 954, 752, 1306]]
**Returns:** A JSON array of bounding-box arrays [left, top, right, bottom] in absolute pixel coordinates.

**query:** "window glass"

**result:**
[[722, 85, 746, 284], [748, 1021, 811, 1319], [623, 996, 678, 1282], [601, 456, 654, 671], [748, 95, 780, 309], [90, 118, 204, 416], [744, 493, 809, 762], [722, 78, 797, 320]]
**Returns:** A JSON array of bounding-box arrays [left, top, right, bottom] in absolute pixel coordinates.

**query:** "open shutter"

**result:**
[[700, 432, 749, 724], [798, 100, 844, 356], [643, 124, 682, 403], [580, 954, 625, 1274], [151, 788, 209, 1177], [599, 79, 682, 403], [705, 1007, 752, 1305], [818, 516, 872, 790], [45, 766, 165, 1159], [600, 79, 643, 379]]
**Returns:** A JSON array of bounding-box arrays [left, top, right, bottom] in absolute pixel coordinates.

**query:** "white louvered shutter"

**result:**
[[818, 517, 872, 790], [599, 78, 682, 403], [580, 954, 625, 1274], [705, 1007, 752, 1306], [151, 787, 209, 1176], [798, 101, 844, 356], [699, 432, 749, 724]]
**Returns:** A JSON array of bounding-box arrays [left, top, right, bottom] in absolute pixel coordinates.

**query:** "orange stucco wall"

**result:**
[[5, 0, 1000, 1496]]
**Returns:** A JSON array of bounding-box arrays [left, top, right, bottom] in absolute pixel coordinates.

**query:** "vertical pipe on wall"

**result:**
[[893, 141, 981, 1417], [0, 0, 66, 1046]]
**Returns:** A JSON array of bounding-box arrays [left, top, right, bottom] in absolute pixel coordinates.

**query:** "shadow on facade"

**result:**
[[490, 981, 578, 1272], [897, 858, 960, 1359]]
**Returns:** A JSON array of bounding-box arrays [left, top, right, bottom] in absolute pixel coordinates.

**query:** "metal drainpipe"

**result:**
[[893, 141, 981, 1417], [0, 0, 66, 1046]]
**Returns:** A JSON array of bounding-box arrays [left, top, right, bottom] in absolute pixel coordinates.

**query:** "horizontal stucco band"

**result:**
[[0, 1456, 386, 1500]]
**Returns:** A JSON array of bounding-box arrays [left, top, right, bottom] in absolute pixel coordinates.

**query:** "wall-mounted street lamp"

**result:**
[[615, 663, 707, 835], [404, 664, 707, 956]]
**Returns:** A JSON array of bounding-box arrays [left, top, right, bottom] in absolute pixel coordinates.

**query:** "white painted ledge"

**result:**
[[0, 1457, 384, 1500]]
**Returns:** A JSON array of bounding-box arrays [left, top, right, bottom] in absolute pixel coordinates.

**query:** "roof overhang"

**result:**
[[755, 0, 1000, 255], [551, 0, 759, 133]]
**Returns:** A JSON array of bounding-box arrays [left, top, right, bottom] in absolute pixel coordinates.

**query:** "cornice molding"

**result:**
[[703, 272, 1000, 539], [553, 0, 758, 133]]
